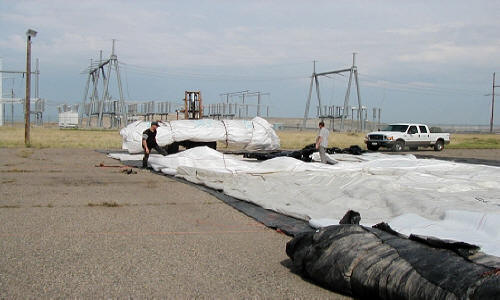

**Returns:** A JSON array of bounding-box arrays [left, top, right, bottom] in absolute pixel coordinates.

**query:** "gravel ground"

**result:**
[[0, 148, 348, 299]]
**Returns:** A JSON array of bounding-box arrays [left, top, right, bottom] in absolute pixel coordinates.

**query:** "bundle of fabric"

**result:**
[[286, 211, 500, 299], [120, 117, 280, 153]]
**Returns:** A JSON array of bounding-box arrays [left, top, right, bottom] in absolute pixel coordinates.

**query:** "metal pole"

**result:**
[[87, 58, 95, 127], [80, 73, 91, 128], [491, 72, 496, 133], [114, 59, 126, 127], [242, 94, 246, 118], [341, 69, 353, 131], [97, 53, 108, 127], [89, 61, 100, 127], [315, 75, 322, 116], [303, 61, 317, 128], [372, 108, 376, 130], [35, 58, 39, 99], [257, 92, 261, 117], [11, 88, 14, 126], [354, 69, 362, 131], [302, 76, 314, 128]]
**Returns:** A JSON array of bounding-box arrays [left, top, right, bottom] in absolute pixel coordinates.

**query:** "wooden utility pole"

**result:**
[[25, 29, 37, 146]]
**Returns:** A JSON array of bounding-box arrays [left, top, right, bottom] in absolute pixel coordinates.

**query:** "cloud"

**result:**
[[396, 42, 500, 65], [1, 1, 499, 124], [2, 1, 497, 73], [385, 23, 464, 36], [0, 34, 26, 52]]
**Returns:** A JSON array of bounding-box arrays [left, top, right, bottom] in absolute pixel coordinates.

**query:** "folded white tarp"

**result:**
[[109, 147, 500, 256], [119, 117, 280, 153]]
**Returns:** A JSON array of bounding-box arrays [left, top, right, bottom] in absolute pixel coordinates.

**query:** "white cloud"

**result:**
[[385, 23, 464, 35], [1, 1, 497, 72], [396, 42, 500, 65], [1, 0, 499, 123]]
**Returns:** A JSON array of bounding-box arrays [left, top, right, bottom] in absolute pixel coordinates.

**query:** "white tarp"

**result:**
[[119, 117, 280, 153], [109, 147, 500, 256]]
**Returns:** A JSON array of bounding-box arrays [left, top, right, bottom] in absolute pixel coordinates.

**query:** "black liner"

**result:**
[[286, 213, 500, 299], [241, 144, 365, 162]]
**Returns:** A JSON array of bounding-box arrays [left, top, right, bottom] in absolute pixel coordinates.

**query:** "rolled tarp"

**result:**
[[286, 212, 500, 299], [120, 117, 280, 153]]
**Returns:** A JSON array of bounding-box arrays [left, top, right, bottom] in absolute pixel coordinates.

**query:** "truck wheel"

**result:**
[[367, 144, 380, 151], [434, 140, 444, 151], [392, 140, 404, 152]]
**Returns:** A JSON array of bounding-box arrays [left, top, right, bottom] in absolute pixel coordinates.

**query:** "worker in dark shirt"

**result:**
[[142, 121, 167, 168]]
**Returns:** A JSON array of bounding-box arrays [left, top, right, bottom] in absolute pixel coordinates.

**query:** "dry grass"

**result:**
[[276, 130, 500, 150], [0, 126, 498, 150], [446, 134, 500, 149], [277, 130, 366, 149], [0, 126, 122, 149]]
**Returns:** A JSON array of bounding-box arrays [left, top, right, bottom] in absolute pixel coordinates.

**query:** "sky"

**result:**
[[1, 0, 499, 125]]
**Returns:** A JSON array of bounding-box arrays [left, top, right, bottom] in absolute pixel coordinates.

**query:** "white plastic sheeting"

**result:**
[[119, 117, 280, 153], [109, 147, 500, 256]]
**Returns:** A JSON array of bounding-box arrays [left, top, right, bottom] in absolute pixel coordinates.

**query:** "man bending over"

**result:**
[[142, 121, 167, 168]]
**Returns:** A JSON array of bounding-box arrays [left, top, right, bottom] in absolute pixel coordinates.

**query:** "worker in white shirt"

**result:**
[[315, 121, 329, 163]]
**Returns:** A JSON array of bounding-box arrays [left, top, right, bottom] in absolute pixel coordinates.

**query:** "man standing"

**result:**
[[142, 121, 167, 168], [315, 121, 329, 163]]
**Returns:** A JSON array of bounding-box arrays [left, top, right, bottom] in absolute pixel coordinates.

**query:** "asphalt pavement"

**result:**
[[0, 148, 348, 299]]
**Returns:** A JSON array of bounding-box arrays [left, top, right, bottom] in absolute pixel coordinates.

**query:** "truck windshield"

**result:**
[[382, 125, 409, 132]]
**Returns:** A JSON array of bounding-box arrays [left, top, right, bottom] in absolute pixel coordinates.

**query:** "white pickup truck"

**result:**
[[365, 123, 450, 152]]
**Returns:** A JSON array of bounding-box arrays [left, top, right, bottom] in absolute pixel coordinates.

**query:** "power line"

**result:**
[[119, 62, 308, 82], [358, 73, 483, 96], [120, 61, 485, 96]]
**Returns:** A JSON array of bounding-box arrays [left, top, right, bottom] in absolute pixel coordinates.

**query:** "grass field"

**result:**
[[277, 131, 366, 149], [0, 126, 498, 150], [277, 131, 500, 150], [0, 126, 122, 149]]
